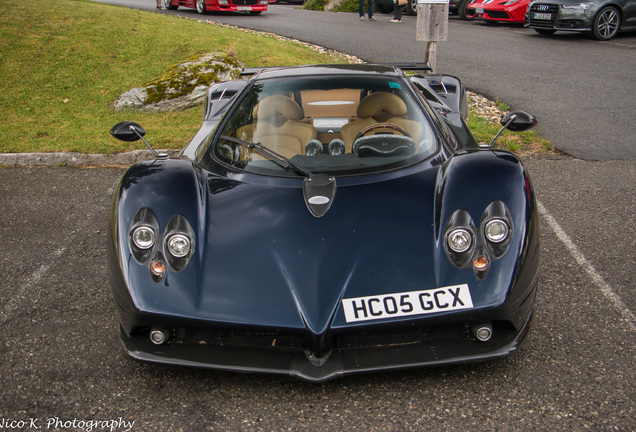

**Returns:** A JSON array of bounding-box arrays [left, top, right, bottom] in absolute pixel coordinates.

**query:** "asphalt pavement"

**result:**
[[0, 157, 634, 431]]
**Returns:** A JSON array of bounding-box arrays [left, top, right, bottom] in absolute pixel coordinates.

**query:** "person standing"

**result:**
[[359, 0, 376, 20], [156, 0, 163, 9], [390, 0, 403, 22]]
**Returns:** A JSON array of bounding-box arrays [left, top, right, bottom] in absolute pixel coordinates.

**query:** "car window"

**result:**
[[212, 75, 439, 176]]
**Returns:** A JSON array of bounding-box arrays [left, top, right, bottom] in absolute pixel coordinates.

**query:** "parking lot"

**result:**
[[1, 154, 633, 431]]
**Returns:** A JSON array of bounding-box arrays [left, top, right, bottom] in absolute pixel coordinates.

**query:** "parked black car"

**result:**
[[375, 0, 418, 16], [525, 0, 636, 40]]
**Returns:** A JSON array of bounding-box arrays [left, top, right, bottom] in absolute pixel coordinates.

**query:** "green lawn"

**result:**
[[0, 0, 551, 155], [0, 0, 351, 154]]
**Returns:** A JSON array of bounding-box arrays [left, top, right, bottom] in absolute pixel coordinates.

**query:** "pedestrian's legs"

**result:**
[[359, 0, 365, 17], [394, 2, 402, 20], [368, 0, 375, 18]]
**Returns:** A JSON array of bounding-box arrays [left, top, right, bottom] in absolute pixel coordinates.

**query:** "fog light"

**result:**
[[150, 327, 170, 345], [472, 323, 493, 342]]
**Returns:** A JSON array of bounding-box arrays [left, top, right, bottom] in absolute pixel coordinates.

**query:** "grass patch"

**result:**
[[0, 0, 351, 154]]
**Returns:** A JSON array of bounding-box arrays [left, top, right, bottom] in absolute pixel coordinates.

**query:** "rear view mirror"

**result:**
[[110, 121, 146, 142], [500, 111, 537, 132]]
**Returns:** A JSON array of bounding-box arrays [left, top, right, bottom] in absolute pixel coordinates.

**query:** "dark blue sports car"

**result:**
[[108, 63, 540, 381]]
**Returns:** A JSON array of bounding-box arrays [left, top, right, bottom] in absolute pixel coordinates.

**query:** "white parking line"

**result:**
[[537, 200, 636, 331]]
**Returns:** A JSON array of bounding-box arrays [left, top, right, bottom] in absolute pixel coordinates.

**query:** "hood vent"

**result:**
[[303, 174, 336, 218]]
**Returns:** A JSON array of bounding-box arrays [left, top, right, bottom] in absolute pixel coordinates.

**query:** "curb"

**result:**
[[0, 150, 181, 167]]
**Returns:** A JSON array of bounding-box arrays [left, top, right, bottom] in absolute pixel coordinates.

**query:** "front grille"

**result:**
[[172, 328, 305, 350], [528, 4, 558, 25], [232, 0, 259, 4], [165, 323, 474, 352], [335, 323, 472, 350], [487, 11, 510, 19]]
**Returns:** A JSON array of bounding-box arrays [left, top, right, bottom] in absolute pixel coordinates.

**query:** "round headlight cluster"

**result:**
[[485, 219, 509, 243], [132, 226, 155, 249], [448, 228, 472, 253], [167, 234, 191, 258]]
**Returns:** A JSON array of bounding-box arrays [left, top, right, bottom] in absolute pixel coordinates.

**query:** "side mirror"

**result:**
[[110, 121, 146, 142], [500, 110, 537, 132], [488, 110, 538, 147], [109, 121, 167, 158]]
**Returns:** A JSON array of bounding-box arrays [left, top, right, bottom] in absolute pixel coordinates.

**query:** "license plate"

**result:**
[[237, 5, 252, 10], [476, 7, 484, 13], [532, 12, 552, 20], [342, 284, 473, 323]]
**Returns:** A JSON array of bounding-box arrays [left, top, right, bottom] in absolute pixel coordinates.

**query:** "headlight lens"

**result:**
[[132, 226, 155, 249], [448, 229, 472, 253], [485, 219, 509, 243], [167, 234, 191, 258], [562, 2, 592, 9]]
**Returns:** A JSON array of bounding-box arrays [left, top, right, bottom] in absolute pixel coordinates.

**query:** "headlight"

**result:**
[[485, 219, 509, 243], [132, 225, 155, 249], [167, 234, 191, 258], [504, 0, 520, 5], [448, 229, 473, 253], [562, 2, 592, 9]]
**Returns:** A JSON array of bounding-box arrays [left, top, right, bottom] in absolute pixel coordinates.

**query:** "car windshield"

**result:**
[[212, 74, 438, 176]]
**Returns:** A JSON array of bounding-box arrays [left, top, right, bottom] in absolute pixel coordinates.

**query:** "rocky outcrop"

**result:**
[[114, 53, 244, 112]]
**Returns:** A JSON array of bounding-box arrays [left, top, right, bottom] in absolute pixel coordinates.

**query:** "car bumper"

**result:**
[[526, 7, 593, 30], [118, 303, 535, 382]]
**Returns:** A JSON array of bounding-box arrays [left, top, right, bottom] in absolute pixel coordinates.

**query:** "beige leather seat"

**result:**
[[236, 95, 317, 159], [341, 92, 423, 153]]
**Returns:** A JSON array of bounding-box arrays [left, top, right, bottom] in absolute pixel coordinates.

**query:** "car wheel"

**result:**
[[457, 0, 475, 20], [591, 6, 621, 40], [196, 0, 207, 14], [534, 28, 556, 35], [405, 0, 417, 15], [163, 0, 178, 10]]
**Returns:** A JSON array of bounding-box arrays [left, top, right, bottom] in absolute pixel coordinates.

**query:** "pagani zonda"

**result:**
[[108, 63, 539, 381]]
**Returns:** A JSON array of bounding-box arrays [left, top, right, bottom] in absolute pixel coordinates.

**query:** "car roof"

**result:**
[[244, 63, 404, 80]]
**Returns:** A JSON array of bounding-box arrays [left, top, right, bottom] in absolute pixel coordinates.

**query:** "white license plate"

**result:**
[[342, 284, 473, 323], [237, 5, 252, 10], [532, 12, 552, 20], [476, 7, 484, 13]]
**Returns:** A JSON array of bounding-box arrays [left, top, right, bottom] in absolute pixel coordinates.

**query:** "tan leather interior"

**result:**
[[236, 95, 317, 159], [341, 92, 423, 152]]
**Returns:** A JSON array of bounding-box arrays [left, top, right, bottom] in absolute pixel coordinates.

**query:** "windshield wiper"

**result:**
[[220, 135, 313, 177]]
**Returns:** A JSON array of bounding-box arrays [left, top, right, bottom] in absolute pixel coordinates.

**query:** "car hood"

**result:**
[[192, 167, 441, 335]]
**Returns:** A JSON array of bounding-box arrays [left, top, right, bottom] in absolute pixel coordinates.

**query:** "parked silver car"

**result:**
[[525, 0, 636, 40]]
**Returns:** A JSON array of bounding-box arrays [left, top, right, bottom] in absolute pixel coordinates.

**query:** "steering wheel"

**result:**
[[353, 122, 411, 141]]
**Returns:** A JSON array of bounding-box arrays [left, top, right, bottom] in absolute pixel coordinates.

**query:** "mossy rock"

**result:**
[[114, 53, 244, 112]]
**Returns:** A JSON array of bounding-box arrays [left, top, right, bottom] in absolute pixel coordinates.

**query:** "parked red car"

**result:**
[[466, 0, 530, 23], [162, 0, 268, 14]]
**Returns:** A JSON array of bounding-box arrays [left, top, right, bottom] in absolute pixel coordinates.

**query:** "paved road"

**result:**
[[94, 0, 636, 161], [1, 159, 633, 431]]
